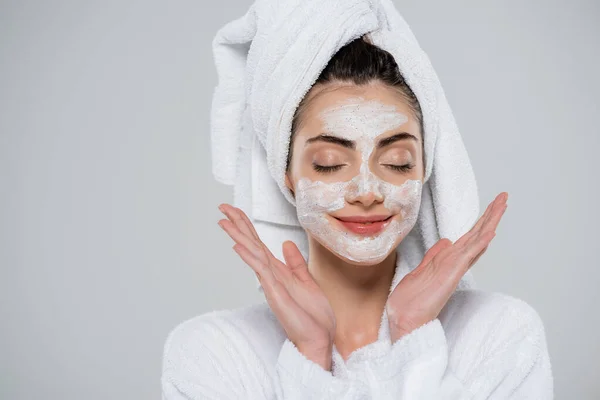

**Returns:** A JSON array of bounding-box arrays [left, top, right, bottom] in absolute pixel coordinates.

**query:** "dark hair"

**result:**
[[286, 35, 424, 172]]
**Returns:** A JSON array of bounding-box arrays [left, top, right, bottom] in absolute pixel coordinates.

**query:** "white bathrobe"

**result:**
[[161, 247, 553, 399], [162, 0, 554, 397]]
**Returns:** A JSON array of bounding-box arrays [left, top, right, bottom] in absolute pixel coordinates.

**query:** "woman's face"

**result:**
[[285, 82, 425, 265]]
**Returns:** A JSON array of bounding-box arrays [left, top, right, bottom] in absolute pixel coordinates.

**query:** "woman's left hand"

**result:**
[[386, 192, 509, 343]]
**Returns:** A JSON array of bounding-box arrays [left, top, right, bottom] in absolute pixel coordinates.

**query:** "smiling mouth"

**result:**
[[332, 215, 393, 235], [334, 215, 392, 223]]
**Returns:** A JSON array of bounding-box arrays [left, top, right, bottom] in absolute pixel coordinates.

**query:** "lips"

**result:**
[[333, 215, 393, 235]]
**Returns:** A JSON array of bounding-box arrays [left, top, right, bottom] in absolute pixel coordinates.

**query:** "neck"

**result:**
[[306, 239, 397, 352]]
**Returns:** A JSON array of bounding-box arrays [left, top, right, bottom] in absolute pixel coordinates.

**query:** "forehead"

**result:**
[[297, 82, 421, 140]]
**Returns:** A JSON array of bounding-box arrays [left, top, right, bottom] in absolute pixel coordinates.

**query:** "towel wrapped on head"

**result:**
[[210, 0, 480, 293]]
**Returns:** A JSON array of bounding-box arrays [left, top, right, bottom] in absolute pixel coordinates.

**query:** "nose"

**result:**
[[350, 191, 383, 207], [345, 173, 384, 208]]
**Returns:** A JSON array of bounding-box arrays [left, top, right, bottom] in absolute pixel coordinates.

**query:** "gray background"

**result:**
[[1, 0, 598, 398]]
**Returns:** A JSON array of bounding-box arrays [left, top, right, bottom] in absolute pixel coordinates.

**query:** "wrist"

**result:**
[[389, 321, 422, 343], [298, 344, 333, 371]]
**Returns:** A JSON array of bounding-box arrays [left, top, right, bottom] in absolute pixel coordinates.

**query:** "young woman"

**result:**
[[161, 5, 553, 398]]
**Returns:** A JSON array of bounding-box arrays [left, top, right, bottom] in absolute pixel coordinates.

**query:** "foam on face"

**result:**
[[295, 97, 422, 263]]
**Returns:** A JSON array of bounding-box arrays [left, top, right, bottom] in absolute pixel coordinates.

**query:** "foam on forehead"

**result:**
[[318, 96, 408, 142]]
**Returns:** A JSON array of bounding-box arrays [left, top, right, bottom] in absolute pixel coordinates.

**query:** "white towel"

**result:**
[[210, 0, 479, 293]]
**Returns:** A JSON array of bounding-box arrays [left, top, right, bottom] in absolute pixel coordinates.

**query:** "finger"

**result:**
[[461, 201, 507, 256], [233, 243, 292, 294], [235, 244, 309, 328], [234, 206, 261, 241], [478, 202, 508, 238], [282, 241, 314, 284], [232, 242, 276, 286], [220, 205, 302, 288], [444, 202, 504, 280], [264, 245, 295, 284], [432, 198, 504, 284], [220, 217, 294, 284], [218, 219, 266, 262], [455, 192, 507, 248], [476, 193, 507, 230], [469, 244, 488, 268], [219, 204, 281, 267], [477, 193, 508, 233], [219, 204, 259, 243], [451, 231, 496, 278]]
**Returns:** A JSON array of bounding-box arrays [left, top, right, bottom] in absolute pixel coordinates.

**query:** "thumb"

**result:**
[[282, 241, 313, 284]]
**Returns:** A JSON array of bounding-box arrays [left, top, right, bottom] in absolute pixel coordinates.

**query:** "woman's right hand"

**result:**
[[217, 203, 336, 370]]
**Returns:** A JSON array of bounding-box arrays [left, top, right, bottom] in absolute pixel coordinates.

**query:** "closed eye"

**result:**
[[312, 163, 414, 174], [383, 164, 414, 173], [312, 163, 345, 173]]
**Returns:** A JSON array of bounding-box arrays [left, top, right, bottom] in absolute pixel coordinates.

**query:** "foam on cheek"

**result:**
[[297, 178, 421, 263], [295, 97, 423, 263]]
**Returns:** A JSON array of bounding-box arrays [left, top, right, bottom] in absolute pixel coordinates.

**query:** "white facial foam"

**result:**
[[295, 97, 422, 263]]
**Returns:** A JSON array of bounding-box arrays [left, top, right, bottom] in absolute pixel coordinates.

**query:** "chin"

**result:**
[[312, 234, 401, 266], [301, 213, 411, 265], [333, 251, 392, 266], [335, 244, 398, 266]]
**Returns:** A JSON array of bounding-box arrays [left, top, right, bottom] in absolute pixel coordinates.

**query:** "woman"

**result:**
[[162, 2, 553, 399]]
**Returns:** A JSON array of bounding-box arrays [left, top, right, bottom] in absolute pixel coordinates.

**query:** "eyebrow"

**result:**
[[378, 132, 420, 147], [305, 134, 355, 149], [305, 132, 419, 149]]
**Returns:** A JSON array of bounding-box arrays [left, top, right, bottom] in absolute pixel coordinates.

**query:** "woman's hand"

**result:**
[[386, 192, 509, 343], [217, 204, 336, 370]]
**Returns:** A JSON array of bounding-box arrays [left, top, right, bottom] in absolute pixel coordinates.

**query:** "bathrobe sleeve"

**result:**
[[161, 316, 368, 400], [368, 294, 554, 399]]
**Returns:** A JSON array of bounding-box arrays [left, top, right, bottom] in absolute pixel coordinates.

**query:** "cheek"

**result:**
[[377, 167, 422, 187], [381, 179, 423, 217], [374, 155, 423, 183], [295, 179, 348, 215], [291, 152, 319, 183]]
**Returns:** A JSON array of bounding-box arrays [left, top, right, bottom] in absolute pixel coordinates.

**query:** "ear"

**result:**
[[285, 173, 295, 198]]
